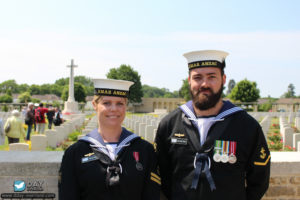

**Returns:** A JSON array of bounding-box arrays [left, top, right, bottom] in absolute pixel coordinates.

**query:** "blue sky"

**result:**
[[0, 0, 299, 98]]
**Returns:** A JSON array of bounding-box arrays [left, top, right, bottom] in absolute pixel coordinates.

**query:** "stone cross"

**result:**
[[67, 59, 77, 102]]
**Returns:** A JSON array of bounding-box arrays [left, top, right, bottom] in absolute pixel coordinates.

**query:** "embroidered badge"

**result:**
[[254, 147, 270, 166], [174, 133, 185, 137], [150, 172, 161, 185], [260, 147, 266, 159], [84, 152, 95, 157]]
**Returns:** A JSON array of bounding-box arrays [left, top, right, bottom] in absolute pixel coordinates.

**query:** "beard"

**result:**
[[190, 83, 223, 110]]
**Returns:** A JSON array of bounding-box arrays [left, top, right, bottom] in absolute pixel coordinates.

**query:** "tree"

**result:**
[[226, 79, 236, 96], [29, 84, 41, 95], [18, 92, 32, 103], [229, 79, 260, 102], [55, 76, 94, 96], [74, 76, 94, 96], [40, 84, 52, 94], [179, 78, 191, 101], [18, 84, 30, 93], [61, 82, 87, 103], [50, 84, 64, 97], [0, 80, 18, 93], [258, 97, 277, 112], [107, 64, 143, 103], [142, 85, 179, 98], [0, 94, 13, 103], [282, 83, 296, 98], [55, 78, 68, 86]]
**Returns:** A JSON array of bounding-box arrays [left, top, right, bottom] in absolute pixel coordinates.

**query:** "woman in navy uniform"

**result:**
[[155, 50, 270, 200], [59, 78, 160, 200]]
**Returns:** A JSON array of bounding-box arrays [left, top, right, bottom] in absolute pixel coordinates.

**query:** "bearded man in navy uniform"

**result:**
[[155, 50, 270, 200]]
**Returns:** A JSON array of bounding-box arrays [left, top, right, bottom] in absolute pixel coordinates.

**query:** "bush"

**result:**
[[68, 131, 82, 141], [0, 94, 13, 103]]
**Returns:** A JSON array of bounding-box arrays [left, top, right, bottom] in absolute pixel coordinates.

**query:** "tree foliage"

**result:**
[[61, 82, 87, 103], [281, 83, 296, 98], [142, 85, 179, 98], [258, 97, 277, 112], [0, 94, 13, 103], [29, 84, 41, 95], [107, 64, 143, 103], [55, 76, 94, 96], [179, 78, 191, 101], [229, 79, 260, 102], [18, 92, 32, 103], [18, 84, 30, 93], [0, 80, 18, 93]]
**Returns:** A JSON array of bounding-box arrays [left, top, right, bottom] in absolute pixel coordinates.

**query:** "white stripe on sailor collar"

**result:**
[[180, 104, 243, 121], [80, 133, 139, 158]]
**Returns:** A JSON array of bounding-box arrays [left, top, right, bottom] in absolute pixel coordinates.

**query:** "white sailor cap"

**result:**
[[183, 50, 229, 70], [92, 78, 134, 98]]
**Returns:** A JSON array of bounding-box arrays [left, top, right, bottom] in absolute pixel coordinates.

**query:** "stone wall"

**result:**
[[0, 151, 63, 200], [0, 151, 299, 200], [262, 152, 300, 200]]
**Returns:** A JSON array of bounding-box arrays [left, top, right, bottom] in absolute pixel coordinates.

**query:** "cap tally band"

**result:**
[[188, 60, 225, 70], [94, 88, 129, 98]]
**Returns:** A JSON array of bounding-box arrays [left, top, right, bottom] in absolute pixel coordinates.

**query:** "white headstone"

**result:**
[[139, 123, 146, 139], [293, 133, 300, 151], [145, 125, 155, 143], [283, 127, 294, 148], [9, 143, 29, 151], [46, 130, 59, 148], [31, 135, 47, 151]]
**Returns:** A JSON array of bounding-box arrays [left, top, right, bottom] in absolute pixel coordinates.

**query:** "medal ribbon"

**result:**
[[133, 152, 140, 162], [229, 141, 236, 155], [222, 141, 228, 155], [214, 140, 222, 154]]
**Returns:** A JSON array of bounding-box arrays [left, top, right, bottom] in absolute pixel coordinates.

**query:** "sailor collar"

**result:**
[[180, 100, 243, 121], [80, 127, 139, 158]]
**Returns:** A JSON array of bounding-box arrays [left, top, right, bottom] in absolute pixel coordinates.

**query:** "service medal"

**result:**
[[228, 141, 237, 164], [213, 153, 221, 162], [133, 151, 143, 171], [228, 155, 237, 164], [220, 154, 229, 163], [136, 162, 144, 171], [213, 140, 222, 162], [221, 141, 229, 163]]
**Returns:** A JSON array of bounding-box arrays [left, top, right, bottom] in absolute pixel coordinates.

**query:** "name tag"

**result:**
[[81, 155, 98, 163], [171, 137, 188, 145]]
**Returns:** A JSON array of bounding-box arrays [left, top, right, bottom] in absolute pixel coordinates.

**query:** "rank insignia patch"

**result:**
[[254, 147, 270, 166], [150, 172, 161, 185], [260, 147, 266, 159]]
